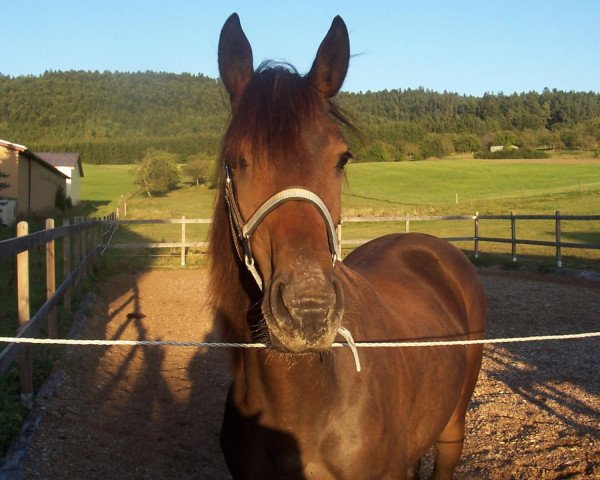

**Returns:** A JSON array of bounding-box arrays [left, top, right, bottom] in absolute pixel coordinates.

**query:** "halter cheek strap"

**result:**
[[224, 165, 341, 291]]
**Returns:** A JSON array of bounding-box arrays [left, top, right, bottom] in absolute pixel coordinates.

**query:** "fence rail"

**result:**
[[0, 214, 115, 403], [109, 211, 600, 268], [2, 211, 598, 403]]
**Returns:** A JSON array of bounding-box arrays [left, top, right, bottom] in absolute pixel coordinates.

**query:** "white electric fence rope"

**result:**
[[2, 331, 599, 348], [100, 223, 118, 256]]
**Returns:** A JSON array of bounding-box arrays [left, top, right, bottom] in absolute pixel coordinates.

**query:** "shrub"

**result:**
[[54, 186, 73, 211], [183, 154, 214, 187], [474, 149, 550, 160], [420, 134, 454, 159]]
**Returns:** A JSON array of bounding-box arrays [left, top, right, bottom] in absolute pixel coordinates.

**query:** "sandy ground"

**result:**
[[4, 267, 599, 479]]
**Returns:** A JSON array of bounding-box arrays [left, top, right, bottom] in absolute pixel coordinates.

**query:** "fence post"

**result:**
[[474, 212, 479, 259], [405, 220, 410, 234], [73, 217, 81, 285], [86, 219, 93, 276], [63, 218, 71, 313], [511, 211, 517, 262], [80, 217, 87, 280], [556, 210, 562, 268], [181, 215, 186, 267], [94, 219, 100, 261], [17, 221, 33, 405], [45, 218, 57, 338]]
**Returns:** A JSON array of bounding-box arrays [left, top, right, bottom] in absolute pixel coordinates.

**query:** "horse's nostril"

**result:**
[[270, 275, 341, 323], [270, 280, 289, 318]]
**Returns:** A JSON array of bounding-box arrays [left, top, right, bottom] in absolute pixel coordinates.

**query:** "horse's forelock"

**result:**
[[224, 64, 321, 166]]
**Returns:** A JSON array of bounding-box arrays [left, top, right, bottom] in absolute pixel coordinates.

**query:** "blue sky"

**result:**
[[2, 0, 599, 96]]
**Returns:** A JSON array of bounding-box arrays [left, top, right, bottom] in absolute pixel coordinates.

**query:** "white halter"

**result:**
[[223, 165, 341, 290]]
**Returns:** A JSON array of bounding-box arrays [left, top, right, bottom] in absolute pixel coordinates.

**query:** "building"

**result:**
[[0, 139, 68, 216], [35, 152, 84, 205], [490, 145, 519, 153]]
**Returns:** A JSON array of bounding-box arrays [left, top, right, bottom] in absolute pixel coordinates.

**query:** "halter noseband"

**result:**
[[224, 165, 341, 290]]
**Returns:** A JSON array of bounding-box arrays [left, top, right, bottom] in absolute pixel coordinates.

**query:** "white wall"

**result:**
[[55, 165, 81, 205]]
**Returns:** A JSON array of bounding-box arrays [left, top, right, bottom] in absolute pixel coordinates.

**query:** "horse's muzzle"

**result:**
[[263, 265, 344, 354]]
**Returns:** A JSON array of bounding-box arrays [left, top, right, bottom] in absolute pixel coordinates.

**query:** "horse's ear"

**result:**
[[218, 13, 253, 108], [307, 16, 350, 98]]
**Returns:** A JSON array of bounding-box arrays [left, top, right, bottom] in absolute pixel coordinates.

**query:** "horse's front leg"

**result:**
[[431, 438, 464, 480]]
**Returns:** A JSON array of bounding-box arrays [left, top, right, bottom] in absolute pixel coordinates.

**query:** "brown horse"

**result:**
[[208, 13, 487, 480]]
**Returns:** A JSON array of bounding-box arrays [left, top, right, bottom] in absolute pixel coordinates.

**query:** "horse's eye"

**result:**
[[337, 151, 353, 170], [238, 157, 248, 169]]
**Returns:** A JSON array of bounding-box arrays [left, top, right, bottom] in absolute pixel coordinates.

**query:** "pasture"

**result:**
[[80, 157, 600, 219], [84, 157, 600, 270]]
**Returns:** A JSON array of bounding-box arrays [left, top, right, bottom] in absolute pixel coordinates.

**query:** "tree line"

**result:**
[[1, 70, 599, 164]]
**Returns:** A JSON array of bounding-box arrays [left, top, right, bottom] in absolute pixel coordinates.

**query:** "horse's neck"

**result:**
[[231, 348, 339, 423]]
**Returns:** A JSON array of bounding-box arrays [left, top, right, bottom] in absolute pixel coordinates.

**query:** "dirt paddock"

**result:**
[[5, 266, 600, 479]]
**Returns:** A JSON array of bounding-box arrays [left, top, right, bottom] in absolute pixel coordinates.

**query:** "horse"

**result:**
[[208, 13, 487, 480]]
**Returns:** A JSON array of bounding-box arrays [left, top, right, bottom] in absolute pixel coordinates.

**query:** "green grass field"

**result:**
[[342, 158, 600, 216], [79, 157, 600, 218], [75, 157, 600, 270]]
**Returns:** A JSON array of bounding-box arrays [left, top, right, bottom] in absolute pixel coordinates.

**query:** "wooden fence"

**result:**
[[109, 212, 600, 267], [0, 214, 115, 403], [2, 211, 598, 402]]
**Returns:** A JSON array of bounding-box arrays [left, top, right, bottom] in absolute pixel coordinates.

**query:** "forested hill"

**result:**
[[1, 70, 599, 163]]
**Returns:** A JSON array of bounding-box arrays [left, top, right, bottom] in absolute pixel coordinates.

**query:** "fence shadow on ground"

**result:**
[[477, 269, 600, 435], [22, 267, 234, 478], [72, 200, 112, 218]]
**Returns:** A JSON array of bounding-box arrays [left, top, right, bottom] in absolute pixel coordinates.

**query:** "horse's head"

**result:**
[[217, 14, 351, 354]]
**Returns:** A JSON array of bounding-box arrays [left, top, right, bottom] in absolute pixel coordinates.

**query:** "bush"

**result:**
[[453, 134, 482, 153], [420, 134, 454, 159], [474, 149, 550, 160], [183, 154, 214, 187], [54, 186, 73, 211]]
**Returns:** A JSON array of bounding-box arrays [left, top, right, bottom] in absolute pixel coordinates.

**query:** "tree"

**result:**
[[420, 134, 454, 158], [183, 153, 214, 187], [135, 149, 180, 196]]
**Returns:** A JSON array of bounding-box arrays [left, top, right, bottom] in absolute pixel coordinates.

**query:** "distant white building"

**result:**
[[35, 152, 84, 205], [490, 145, 519, 153]]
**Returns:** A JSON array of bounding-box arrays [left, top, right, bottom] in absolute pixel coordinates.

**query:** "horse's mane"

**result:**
[[208, 62, 356, 341]]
